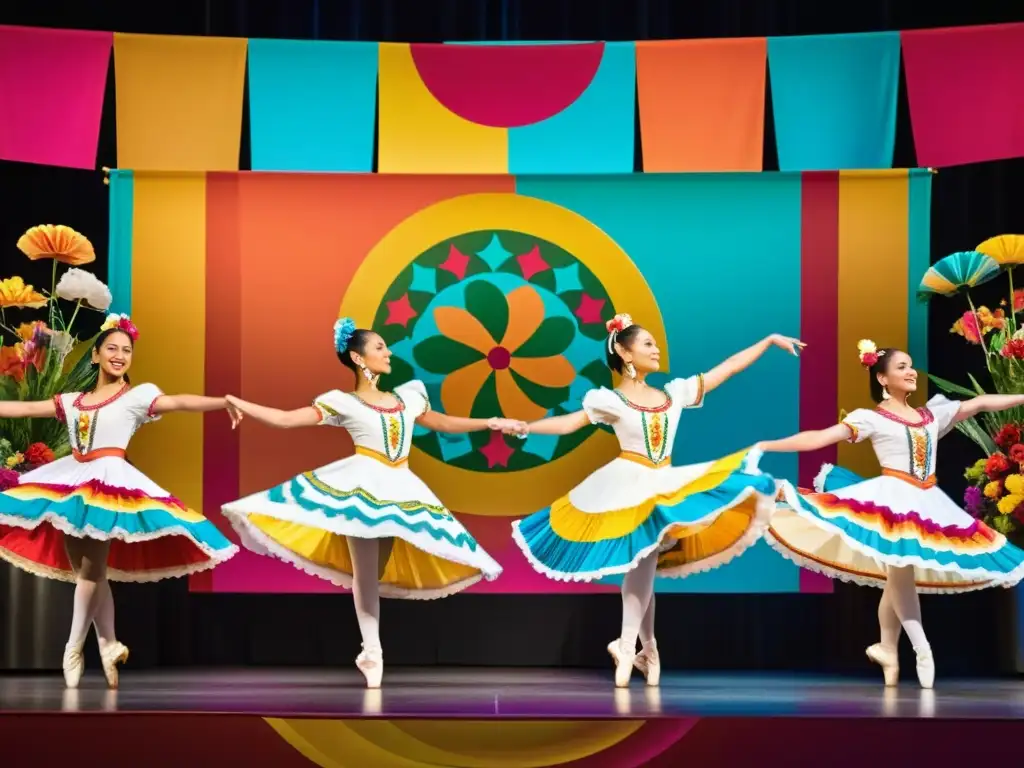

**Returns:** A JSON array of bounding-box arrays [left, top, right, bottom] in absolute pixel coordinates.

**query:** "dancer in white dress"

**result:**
[[0, 314, 240, 688], [510, 313, 804, 687], [222, 319, 518, 688], [758, 341, 1024, 688]]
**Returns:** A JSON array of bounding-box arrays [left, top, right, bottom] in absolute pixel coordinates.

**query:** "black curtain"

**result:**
[[1, 0, 1023, 674]]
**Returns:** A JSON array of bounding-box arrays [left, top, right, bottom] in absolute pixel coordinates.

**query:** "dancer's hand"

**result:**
[[225, 396, 244, 429], [768, 334, 806, 356], [503, 420, 529, 437]]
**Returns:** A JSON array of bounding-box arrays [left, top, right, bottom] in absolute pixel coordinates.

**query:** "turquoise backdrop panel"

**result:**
[[247, 39, 377, 172], [908, 172, 932, 373], [106, 169, 134, 315], [516, 173, 804, 592], [768, 32, 900, 171]]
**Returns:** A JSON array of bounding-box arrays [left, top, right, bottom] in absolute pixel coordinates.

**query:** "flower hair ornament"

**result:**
[[334, 317, 357, 354], [605, 313, 634, 354], [100, 313, 139, 342], [857, 339, 883, 368]]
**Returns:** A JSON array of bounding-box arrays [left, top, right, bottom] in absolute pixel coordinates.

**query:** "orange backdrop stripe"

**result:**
[[221, 173, 516, 497], [636, 38, 767, 172], [114, 33, 247, 171]]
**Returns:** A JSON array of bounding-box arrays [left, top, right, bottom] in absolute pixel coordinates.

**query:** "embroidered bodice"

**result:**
[[841, 396, 962, 482], [53, 383, 164, 454], [581, 375, 705, 465], [312, 380, 431, 464]]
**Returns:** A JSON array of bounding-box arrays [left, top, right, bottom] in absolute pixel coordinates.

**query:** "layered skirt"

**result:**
[[512, 448, 776, 581], [222, 450, 503, 599], [0, 453, 238, 582]]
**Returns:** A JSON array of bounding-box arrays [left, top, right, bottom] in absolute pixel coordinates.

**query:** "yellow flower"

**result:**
[[17, 224, 96, 266], [857, 339, 877, 356], [0, 277, 47, 309], [984, 480, 1004, 499], [997, 493, 1024, 516], [5, 452, 24, 469], [1006, 474, 1024, 495]]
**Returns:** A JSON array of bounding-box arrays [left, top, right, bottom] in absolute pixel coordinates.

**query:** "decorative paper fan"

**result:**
[[917, 250, 1000, 300], [16, 224, 96, 266], [976, 234, 1024, 266]]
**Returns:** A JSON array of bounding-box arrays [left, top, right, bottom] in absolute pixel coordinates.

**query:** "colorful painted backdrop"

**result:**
[[106, 169, 931, 594]]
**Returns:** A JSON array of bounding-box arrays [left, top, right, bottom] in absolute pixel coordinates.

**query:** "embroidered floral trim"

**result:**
[[74, 382, 130, 412], [348, 392, 405, 413], [873, 406, 934, 428], [612, 389, 673, 413]]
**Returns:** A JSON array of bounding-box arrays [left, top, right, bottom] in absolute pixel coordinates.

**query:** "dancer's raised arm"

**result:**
[[703, 333, 805, 393], [759, 424, 850, 454]]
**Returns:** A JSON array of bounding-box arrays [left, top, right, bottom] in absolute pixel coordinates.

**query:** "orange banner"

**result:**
[[114, 33, 247, 170], [636, 38, 766, 172]]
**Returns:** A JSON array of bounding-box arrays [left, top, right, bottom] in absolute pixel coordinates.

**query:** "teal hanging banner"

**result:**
[[248, 39, 377, 172], [106, 170, 134, 315], [768, 32, 900, 171]]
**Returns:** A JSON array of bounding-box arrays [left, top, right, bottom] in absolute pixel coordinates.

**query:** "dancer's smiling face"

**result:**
[[615, 326, 661, 375], [875, 350, 917, 400], [350, 332, 393, 376], [91, 330, 133, 381]]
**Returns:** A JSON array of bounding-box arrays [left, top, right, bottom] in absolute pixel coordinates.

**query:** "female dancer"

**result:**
[[0, 314, 240, 688], [510, 313, 803, 687], [221, 319, 514, 688], [759, 340, 1024, 688]]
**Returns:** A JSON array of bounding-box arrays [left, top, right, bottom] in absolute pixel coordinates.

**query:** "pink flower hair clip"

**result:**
[[100, 313, 140, 342], [857, 339, 882, 368]]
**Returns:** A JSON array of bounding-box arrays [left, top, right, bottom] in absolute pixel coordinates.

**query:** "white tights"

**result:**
[[347, 537, 394, 654], [619, 550, 659, 651], [65, 537, 117, 651], [879, 564, 929, 650]]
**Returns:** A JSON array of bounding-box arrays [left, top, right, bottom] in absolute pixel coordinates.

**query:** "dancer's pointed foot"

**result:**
[[99, 641, 129, 689], [865, 643, 899, 687], [62, 644, 85, 689], [607, 639, 635, 688], [915, 644, 935, 689], [633, 640, 661, 687], [356, 645, 383, 689]]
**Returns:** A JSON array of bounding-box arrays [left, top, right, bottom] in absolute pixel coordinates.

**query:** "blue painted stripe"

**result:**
[[509, 42, 635, 174], [767, 32, 900, 170], [106, 169, 134, 315], [247, 39, 377, 172], [908, 170, 933, 375], [0, 496, 235, 553]]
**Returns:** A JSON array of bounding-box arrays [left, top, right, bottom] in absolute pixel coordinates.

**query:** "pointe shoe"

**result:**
[[100, 641, 129, 689], [915, 645, 935, 689], [62, 644, 85, 689], [633, 641, 661, 687], [865, 643, 899, 687], [356, 645, 383, 689], [607, 640, 635, 688]]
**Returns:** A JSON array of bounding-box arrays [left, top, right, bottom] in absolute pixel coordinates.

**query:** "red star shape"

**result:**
[[479, 430, 515, 469], [385, 293, 418, 327], [575, 293, 606, 324], [439, 244, 470, 281], [516, 245, 550, 280]]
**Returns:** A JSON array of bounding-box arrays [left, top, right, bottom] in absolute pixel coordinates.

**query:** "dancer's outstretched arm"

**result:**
[[0, 400, 57, 419], [703, 334, 805, 394], [225, 395, 318, 429], [417, 411, 523, 434], [758, 424, 850, 454], [956, 394, 1024, 421], [515, 410, 590, 437]]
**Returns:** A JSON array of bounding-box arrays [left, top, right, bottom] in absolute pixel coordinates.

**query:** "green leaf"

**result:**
[[925, 373, 978, 398], [953, 417, 998, 455], [464, 281, 507, 345], [966, 373, 989, 396], [513, 317, 575, 358], [412, 336, 484, 375], [509, 368, 568, 410], [469, 370, 500, 420]]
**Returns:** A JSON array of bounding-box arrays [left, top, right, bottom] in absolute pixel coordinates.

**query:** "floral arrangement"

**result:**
[[918, 235, 1024, 543], [0, 225, 110, 486]]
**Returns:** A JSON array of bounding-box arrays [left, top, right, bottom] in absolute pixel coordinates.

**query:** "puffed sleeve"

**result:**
[[927, 395, 963, 438], [52, 393, 71, 424], [311, 389, 353, 427], [396, 379, 431, 419], [582, 388, 621, 426], [840, 408, 875, 444], [665, 374, 705, 409], [126, 383, 165, 425]]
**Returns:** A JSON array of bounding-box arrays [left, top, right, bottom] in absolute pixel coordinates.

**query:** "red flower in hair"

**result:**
[[996, 424, 1022, 451], [985, 452, 1012, 479], [605, 313, 633, 334], [860, 352, 879, 367]]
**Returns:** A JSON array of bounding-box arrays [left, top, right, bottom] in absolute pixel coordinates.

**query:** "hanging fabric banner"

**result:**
[[767, 32, 900, 171], [636, 38, 766, 172], [378, 42, 634, 174], [0, 26, 111, 168], [113, 33, 247, 171], [247, 39, 377, 172], [901, 23, 1024, 167]]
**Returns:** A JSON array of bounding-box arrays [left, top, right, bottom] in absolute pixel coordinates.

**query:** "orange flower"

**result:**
[[17, 224, 95, 266], [0, 277, 47, 309], [15, 321, 48, 342], [0, 345, 26, 382]]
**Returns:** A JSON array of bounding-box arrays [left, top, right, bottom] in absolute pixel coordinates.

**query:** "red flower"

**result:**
[[986, 452, 1012, 479], [860, 352, 879, 367], [0, 468, 18, 491], [1002, 339, 1024, 360], [24, 442, 55, 467], [996, 424, 1022, 451]]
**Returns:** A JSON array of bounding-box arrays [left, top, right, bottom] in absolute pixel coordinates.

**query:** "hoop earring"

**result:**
[[881, 386, 891, 400], [625, 362, 637, 380]]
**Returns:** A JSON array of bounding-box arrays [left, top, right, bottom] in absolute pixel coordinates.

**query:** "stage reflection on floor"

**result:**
[[2, 668, 1023, 719]]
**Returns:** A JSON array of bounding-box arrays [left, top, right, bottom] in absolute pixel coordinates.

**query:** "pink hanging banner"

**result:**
[[0, 26, 112, 168], [901, 23, 1024, 167]]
